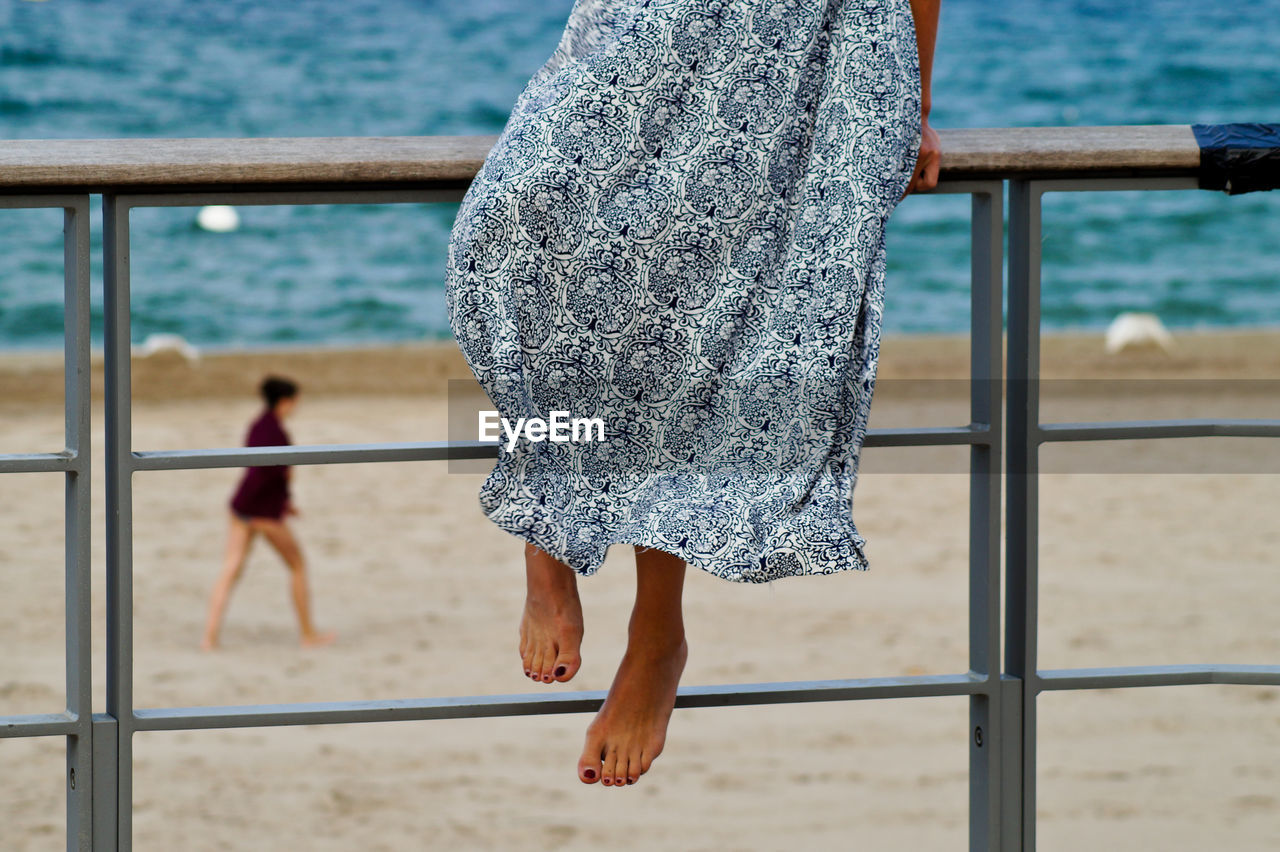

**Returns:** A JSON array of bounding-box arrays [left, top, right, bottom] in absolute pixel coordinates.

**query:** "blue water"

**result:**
[[2, 0, 1278, 350]]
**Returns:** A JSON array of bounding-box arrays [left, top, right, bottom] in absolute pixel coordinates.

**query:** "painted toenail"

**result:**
[[555, 665, 567, 677], [584, 769, 596, 780]]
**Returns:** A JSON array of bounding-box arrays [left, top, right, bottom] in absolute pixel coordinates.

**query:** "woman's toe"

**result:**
[[552, 649, 580, 681], [529, 648, 546, 682], [579, 737, 603, 784], [619, 753, 636, 786], [600, 749, 618, 786]]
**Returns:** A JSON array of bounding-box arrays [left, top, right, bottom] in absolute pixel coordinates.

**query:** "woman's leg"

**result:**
[[201, 513, 256, 650], [521, 542, 584, 683], [578, 545, 688, 786], [254, 518, 336, 647]]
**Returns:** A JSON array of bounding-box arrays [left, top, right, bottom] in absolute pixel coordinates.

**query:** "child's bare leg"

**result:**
[[202, 513, 256, 650], [578, 545, 688, 786], [255, 519, 336, 647], [521, 542, 584, 683]]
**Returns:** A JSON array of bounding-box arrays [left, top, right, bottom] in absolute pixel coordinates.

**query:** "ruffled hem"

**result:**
[[476, 462, 872, 584]]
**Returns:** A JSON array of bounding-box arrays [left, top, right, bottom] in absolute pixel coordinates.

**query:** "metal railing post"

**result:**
[[998, 674, 1025, 848], [963, 181, 1005, 852], [103, 194, 135, 851], [0, 195, 99, 850], [62, 197, 94, 852], [91, 714, 119, 850], [1006, 178, 1043, 851]]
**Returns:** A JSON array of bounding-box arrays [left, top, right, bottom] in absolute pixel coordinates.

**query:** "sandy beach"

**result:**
[[2, 328, 1279, 850]]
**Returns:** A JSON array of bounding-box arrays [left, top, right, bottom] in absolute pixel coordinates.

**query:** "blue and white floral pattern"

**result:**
[[446, 0, 922, 582]]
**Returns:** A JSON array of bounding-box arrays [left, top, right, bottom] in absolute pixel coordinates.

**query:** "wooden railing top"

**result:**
[[0, 125, 1201, 190]]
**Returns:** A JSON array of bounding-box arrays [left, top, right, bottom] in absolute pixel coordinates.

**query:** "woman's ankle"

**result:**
[[525, 546, 579, 587], [625, 617, 686, 653]]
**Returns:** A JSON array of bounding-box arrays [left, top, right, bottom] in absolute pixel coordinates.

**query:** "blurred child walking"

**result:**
[[202, 376, 336, 650]]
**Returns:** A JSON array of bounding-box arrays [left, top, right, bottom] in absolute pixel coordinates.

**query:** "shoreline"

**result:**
[[3, 326, 1279, 405]]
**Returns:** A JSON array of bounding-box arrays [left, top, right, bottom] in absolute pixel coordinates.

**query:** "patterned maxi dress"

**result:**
[[445, 0, 922, 583]]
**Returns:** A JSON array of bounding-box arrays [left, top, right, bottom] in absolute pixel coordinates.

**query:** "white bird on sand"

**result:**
[[196, 205, 240, 233], [1104, 312, 1176, 354], [133, 333, 201, 363]]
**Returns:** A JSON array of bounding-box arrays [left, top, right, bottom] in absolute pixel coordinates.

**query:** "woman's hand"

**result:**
[[900, 117, 941, 201]]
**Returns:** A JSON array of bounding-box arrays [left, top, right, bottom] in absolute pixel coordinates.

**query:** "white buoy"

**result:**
[[1104, 312, 1176, 355], [133, 333, 201, 363], [196, 205, 240, 233]]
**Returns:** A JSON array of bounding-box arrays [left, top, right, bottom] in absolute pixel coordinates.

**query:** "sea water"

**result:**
[[1, 0, 1277, 350]]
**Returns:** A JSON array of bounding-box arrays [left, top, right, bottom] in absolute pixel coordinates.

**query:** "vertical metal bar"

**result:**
[[91, 715, 119, 850], [998, 674, 1024, 847], [1006, 179, 1043, 851], [62, 198, 94, 851], [967, 182, 1005, 852], [103, 194, 133, 851]]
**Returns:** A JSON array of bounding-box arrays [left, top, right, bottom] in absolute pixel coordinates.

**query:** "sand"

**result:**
[[2, 328, 1278, 850]]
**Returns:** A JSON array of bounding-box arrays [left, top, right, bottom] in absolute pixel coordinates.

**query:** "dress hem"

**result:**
[[477, 490, 872, 585]]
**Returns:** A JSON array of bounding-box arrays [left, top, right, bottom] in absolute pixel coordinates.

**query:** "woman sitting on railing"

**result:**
[[445, 0, 942, 786]]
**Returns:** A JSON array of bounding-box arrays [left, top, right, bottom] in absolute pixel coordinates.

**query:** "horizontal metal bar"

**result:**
[[131, 425, 994, 472], [0, 176, 1199, 205], [1039, 418, 1280, 443], [0, 195, 90, 210], [866, 424, 994, 447], [133, 672, 988, 732], [1031, 176, 1201, 194], [919, 179, 1003, 196], [131, 441, 498, 471], [116, 188, 467, 209], [0, 712, 78, 739], [0, 451, 78, 474], [1038, 663, 1280, 691]]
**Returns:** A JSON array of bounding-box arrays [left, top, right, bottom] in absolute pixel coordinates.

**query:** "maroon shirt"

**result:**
[[229, 408, 291, 519]]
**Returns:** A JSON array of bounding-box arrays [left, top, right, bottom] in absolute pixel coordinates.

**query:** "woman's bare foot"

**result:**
[[521, 543, 584, 683], [579, 624, 688, 786], [300, 629, 337, 648]]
